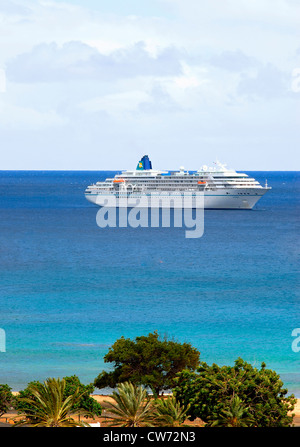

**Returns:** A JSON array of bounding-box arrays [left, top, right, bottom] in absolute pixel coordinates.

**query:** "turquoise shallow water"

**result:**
[[0, 171, 299, 395]]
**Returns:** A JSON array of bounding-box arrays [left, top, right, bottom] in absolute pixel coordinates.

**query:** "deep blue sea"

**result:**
[[0, 171, 299, 396]]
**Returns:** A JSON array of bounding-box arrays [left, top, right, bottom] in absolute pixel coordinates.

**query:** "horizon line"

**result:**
[[0, 169, 299, 172]]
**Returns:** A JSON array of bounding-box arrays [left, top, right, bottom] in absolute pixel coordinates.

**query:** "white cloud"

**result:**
[[7, 41, 96, 82], [0, 0, 32, 16], [7, 41, 183, 83], [161, 0, 300, 69], [174, 63, 208, 89], [0, 100, 67, 130], [80, 90, 151, 115], [237, 63, 291, 100], [207, 50, 259, 72]]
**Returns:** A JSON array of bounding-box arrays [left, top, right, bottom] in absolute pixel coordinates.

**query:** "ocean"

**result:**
[[0, 171, 299, 396]]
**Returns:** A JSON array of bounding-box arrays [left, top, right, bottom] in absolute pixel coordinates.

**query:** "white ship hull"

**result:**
[[85, 188, 269, 210]]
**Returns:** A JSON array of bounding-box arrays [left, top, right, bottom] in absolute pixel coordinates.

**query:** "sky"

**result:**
[[0, 0, 299, 170]]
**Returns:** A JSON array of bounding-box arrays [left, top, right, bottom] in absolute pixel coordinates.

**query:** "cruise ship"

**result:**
[[85, 155, 271, 209]]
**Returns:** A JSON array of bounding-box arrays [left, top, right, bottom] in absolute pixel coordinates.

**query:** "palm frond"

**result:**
[[104, 382, 154, 427], [15, 377, 92, 427]]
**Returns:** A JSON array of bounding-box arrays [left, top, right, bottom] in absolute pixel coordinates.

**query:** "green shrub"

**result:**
[[174, 358, 296, 427]]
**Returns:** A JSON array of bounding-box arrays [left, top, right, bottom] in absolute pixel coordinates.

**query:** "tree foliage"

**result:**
[[94, 331, 200, 396], [15, 375, 101, 418], [62, 375, 102, 417], [174, 358, 296, 427], [0, 384, 15, 417]]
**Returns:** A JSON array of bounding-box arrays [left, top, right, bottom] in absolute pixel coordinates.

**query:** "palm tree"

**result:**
[[152, 395, 190, 427], [15, 377, 92, 427], [207, 395, 255, 427], [104, 382, 154, 427]]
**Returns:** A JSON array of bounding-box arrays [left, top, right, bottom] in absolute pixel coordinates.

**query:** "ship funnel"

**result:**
[[136, 155, 152, 170]]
